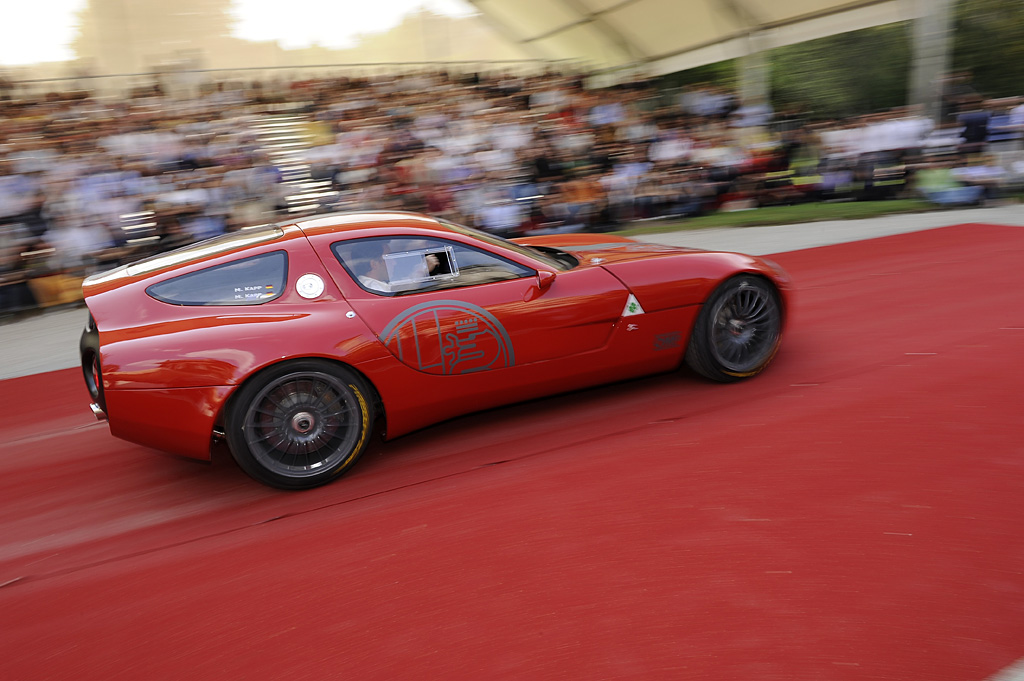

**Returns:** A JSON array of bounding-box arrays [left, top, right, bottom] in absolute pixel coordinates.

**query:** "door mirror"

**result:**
[[536, 269, 557, 291]]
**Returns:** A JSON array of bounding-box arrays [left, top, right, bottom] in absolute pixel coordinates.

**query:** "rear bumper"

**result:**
[[105, 385, 234, 461], [79, 313, 106, 416]]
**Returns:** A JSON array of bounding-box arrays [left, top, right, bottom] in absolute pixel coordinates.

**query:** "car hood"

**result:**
[[515, 232, 790, 314], [513, 233, 701, 266]]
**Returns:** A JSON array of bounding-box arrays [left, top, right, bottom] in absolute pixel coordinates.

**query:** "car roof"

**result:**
[[286, 211, 453, 240]]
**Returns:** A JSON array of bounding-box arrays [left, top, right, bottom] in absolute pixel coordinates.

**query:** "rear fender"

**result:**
[[98, 306, 388, 391]]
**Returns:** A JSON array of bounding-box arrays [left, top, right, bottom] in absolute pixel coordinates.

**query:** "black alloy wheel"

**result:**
[[226, 360, 374, 489], [685, 275, 782, 382]]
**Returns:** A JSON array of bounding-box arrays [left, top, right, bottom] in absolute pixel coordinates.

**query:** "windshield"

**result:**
[[438, 219, 576, 271]]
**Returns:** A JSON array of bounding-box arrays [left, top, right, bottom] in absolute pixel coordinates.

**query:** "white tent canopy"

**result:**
[[466, 0, 926, 75]]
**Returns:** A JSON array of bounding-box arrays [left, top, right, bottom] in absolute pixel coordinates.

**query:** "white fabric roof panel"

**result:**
[[474, 0, 582, 39], [467, 0, 925, 75], [605, 0, 728, 57], [582, 0, 638, 12], [531, 24, 634, 66]]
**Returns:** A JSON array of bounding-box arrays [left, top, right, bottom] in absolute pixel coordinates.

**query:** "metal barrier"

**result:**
[[3, 60, 586, 99]]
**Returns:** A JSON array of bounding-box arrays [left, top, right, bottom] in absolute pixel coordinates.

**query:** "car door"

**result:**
[[323, 235, 629, 376]]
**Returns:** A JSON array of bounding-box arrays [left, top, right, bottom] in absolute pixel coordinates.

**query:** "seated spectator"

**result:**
[[475, 190, 524, 236], [731, 97, 773, 128], [951, 154, 1006, 201], [915, 157, 985, 206], [995, 97, 1024, 152], [0, 220, 38, 313], [957, 97, 991, 155]]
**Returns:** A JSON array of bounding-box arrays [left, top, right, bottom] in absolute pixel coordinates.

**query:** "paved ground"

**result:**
[[633, 203, 1024, 252], [4, 222, 1024, 680], [2, 204, 1022, 381]]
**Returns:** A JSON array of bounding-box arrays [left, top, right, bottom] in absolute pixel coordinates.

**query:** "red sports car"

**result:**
[[80, 212, 790, 489]]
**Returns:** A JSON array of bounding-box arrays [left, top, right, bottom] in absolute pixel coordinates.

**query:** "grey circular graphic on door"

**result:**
[[378, 300, 514, 375]]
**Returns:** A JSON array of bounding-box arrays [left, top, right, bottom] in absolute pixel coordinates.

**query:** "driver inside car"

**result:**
[[352, 241, 441, 293]]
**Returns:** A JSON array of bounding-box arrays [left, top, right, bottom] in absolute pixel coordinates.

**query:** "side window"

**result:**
[[147, 251, 287, 306], [332, 237, 533, 296]]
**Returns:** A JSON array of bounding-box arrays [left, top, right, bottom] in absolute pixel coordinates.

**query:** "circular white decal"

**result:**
[[296, 274, 325, 299]]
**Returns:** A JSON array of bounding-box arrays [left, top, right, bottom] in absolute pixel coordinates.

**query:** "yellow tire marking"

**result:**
[[333, 383, 370, 476], [723, 339, 781, 378]]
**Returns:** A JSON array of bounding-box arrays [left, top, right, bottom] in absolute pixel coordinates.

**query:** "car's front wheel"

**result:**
[[225, 360, 374, 489], [685, 275, 782, 382]]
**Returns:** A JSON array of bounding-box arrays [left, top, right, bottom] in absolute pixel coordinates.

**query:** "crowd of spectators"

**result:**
[[2, 68, 1023, 314]]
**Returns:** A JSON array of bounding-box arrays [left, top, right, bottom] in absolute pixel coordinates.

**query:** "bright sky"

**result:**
[[0, 0, 475, 66]]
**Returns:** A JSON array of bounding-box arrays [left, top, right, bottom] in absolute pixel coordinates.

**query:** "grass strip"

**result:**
[[613, 199, 937, 236]]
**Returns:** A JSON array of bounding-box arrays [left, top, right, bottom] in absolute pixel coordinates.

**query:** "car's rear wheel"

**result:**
[[685, 275, 782, 382], [225, 360, 374, 489]]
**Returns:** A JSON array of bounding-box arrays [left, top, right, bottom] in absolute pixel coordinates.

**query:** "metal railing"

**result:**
[[3, 59, 588, 99]]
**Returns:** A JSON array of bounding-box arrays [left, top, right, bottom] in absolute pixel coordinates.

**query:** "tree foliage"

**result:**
[[768, 23, 911, 119], [660, 60, 737, 90], [953, 0, 1024, 98], [666, 0, 1024, 118]]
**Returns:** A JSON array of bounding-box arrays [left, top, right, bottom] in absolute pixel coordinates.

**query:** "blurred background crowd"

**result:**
[[2, 69, 1023, 314], [2, 0, 1024, 315]]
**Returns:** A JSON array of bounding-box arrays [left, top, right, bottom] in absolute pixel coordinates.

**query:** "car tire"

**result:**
[[225, 359, 375, 490], [685, 275, 782, 382]]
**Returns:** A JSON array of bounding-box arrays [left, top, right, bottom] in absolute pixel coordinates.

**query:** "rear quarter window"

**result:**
[[146, 251, 288, 306]]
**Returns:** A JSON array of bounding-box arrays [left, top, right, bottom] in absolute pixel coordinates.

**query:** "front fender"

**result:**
[[601, 251, 790, 313]]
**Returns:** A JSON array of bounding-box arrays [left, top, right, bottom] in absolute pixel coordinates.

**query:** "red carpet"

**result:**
[[2, 223, 1023, 680]]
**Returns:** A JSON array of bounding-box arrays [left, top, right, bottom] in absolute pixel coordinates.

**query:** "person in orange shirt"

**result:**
[[561, 168, 604, 229]]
